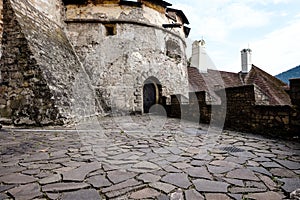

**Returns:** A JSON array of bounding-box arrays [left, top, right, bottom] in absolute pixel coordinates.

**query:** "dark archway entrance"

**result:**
[[143, 77, 162, 113]]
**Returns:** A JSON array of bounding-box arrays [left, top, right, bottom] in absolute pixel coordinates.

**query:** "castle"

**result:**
[[0, 0, 191, 125], [0, 0, 299, 136]]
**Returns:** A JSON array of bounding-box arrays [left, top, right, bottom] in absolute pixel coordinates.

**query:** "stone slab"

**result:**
[[193, 179, 229, 193], [226, 168, 259, 181], [62, 162, 101, 181], [107, 170, 137, 184], [86, 175, 112, 188], [137, 173, 161, 183], [42, 182, 90, 192], [245, 191, 284, 200], [185, 167, 213, 179], [161, 173, 191, 189], [149, 182, 176, 193], [205, 193, 231, 200], [184, 189, 204, 200], [130, 188, 160, 199], [279, 178, 300, 193], [8, 183, 42, 200], [0, 173, 36, 184], [61, 189, 101, 200]]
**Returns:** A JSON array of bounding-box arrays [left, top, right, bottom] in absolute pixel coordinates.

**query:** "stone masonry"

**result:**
[[0, 0, 103, 125], [0, 0, 190, 125], [65, 1, 189, 113]]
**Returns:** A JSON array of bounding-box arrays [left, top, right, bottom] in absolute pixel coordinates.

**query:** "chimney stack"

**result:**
[[191, 39, 207, 73], [241, 48, 252, 73]]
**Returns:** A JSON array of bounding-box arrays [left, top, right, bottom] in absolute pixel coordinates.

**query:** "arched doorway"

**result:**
[[143, 77, 162, 113]]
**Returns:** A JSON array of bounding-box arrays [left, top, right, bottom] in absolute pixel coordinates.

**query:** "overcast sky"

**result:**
[[172, 0, 300, 75]]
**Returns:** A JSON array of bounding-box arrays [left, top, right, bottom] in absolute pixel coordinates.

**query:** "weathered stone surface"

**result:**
[[165, 147, 183, 155], [46, 192, 61, 200], [193, 179, 229, 193], [86, 175, 112, 188], [102, 179, 141, 193], [137, 173, 161, 183], [279, 178, 300, 193], [0, 166, 26, 176], [273, 159, 300, 170], [0, 185, 15, 193], [270, 168, 297, 177], [132, 161, 160, 170], [185, 167, 213, 179], [257, 174, 277, 190], [105, 184, 146, 199], [0, 173, 36, 184], [130, 188, 161, 199], [39, 174, 61, 185], [0, 193, 9, 200], [184, 189, 204, 200], [209, 160, 240, 168], [170, 189, 184, 200], [42, 182, 90, 192], [225, 156, 248, 164], [223, 178, 244, 187], [248, 167, 272, 177], [228, 193, 243, 200], [61, 189, 101, 200], [226, 168, 259, 181], [22, 153, 49, 162], [229, 187, 267, 194], [62, 162, 101, 181], [107, 170, 137, 184], [253, 157, 271, 162], [149, 182, 176, 193], [245, 191, 284, 200], [190, 160, 207, 166], [161, 173, 191, 189], [205, 193, 231, 200], [207, 165, 234, 174], [260, 162, 282, 168], [8, 183, 42, 200], [172, 162, 192, 169]]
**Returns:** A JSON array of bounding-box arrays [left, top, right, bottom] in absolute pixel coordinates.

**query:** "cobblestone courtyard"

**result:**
[[0, 115, 300, 200]]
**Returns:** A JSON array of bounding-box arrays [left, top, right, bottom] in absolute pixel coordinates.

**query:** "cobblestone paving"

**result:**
[[0, 115, 300, 200]]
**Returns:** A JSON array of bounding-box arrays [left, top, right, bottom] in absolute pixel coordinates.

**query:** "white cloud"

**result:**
[[173, 0, 300, 75], [224, 3, 272, 29], [251, 19, 300, 75]]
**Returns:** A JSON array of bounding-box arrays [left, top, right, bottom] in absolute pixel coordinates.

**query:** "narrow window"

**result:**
[[105, 24, 116, 36]]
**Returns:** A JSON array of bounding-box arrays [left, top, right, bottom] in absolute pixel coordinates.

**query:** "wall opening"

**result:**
[[143, 77, 162, 113], [104, 24, 116, 36]]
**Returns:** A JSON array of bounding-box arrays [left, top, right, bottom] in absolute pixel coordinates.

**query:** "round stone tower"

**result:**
[[63, 0, 190, 114]]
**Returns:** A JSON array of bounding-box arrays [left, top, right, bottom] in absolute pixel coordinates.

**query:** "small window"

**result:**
[[119, 0, 142, 6], [104, 24, 117, 36]]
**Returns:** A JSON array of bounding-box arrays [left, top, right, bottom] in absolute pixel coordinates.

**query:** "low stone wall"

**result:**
[[251, 105, 292, 135], [165, 80, 300, 137]]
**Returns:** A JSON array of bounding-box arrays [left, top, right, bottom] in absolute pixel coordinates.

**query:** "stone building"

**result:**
[[0, 0, 190, 125]]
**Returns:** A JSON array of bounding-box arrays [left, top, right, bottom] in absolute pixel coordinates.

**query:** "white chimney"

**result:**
[[241, 48, 252, 73], [191, 39, 207, 73]]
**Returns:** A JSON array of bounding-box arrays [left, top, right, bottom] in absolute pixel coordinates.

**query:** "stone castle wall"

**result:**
[[167, 81, 299, 138], [0, 0, 189, 124], [65, 3, 189, 113], [0, 0, 100, 125]]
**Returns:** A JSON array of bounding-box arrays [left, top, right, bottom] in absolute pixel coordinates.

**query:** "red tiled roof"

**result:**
[[245, 65, 291, 105], [188, 67, 243, 92], [188, 65, 291, 105]]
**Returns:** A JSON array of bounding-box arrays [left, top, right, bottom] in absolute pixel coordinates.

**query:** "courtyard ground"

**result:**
[[0, 115, 299, 200]]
